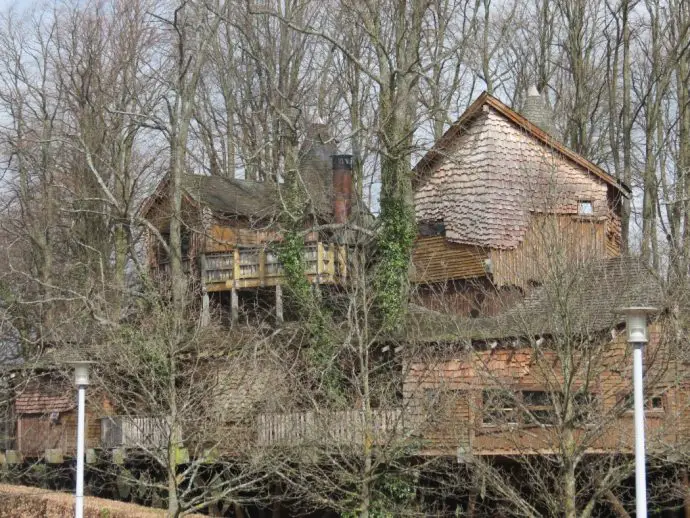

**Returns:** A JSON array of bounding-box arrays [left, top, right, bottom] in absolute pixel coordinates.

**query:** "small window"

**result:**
[[573, 392, 598, 425], [482, 390, 518, 426], [617, 392, 664, 412], [578, 201, 594, 216], [649, 395, 664, 411]]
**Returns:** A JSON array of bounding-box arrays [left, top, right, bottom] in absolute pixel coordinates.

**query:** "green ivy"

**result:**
[[374, 196, 416, 331], [342, 472, 417, 517], [278, 172, 344, 402]]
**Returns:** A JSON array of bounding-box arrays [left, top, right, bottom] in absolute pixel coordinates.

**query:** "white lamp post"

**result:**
[[71, 361, 93, 518], [617, 307, 656, 518]]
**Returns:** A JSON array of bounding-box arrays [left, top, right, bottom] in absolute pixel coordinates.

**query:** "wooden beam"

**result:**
[[5, 450, 22, 465], [233, 248, 240, 283], [231, 288, 238, 324], [258, 249, 266, 287], [201, 290, 210, 327]]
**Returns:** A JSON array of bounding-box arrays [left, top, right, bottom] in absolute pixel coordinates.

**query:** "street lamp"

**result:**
[[617, 307, 657, 518], [71, 361, 94, 518]]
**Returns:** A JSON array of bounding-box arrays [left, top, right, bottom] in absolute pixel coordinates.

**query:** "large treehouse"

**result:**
[[411, 90, 630, 317], [142, 124, 366, 322]]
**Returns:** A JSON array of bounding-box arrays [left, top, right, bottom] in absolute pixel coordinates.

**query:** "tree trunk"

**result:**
[[604, 489, 631, 518]]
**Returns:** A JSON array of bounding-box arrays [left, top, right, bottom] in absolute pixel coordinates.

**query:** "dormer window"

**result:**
[[578, 200, 593, 216]]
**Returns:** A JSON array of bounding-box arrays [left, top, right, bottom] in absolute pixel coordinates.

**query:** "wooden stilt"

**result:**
[[231, 287, 238, 324], [467, 489, 477, 517], [201, 290, 210, 327], [275, 284, 283, 324], [683, 469, 690, 518]]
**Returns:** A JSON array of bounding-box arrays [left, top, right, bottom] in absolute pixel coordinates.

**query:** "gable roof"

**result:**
[[413, 92, 629, 250], [15, 378, 74, 415], [414, 92, 630, 195], [181, 174, 283, 219]]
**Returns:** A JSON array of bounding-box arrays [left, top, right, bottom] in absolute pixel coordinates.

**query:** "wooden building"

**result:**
[[411, 89, 630, 316], [404, 257, 676, 457], [142, 123, 366, 323], [11, 372, 109, 459]]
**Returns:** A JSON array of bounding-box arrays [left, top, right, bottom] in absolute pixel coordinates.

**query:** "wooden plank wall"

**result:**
[[17, 411, 101, 456], [412, 236, 487, 283], [490, 215, 606, 287]]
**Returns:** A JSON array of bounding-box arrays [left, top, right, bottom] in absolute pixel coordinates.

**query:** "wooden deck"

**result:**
[[257, 409, 402, 447], [202, 242, 347, 291]]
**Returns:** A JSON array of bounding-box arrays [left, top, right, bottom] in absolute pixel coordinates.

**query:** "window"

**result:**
[[649, 395, 664, 411], [616, 391, 664, 412], [578, 200, 594, 216], [573, 392, 599, 425], [522, 390, 557, 425], [482, 390, 518, 426]]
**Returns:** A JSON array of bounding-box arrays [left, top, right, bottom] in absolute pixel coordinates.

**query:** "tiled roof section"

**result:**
[[407, 256, 664, 341], [212, 359, 289, 422], [182, 173, 372, 230], [15, 381, 74, 415], [414, 104, 611, 250], [182, 175, 282, 219]]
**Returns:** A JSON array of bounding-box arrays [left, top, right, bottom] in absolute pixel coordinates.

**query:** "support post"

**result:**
[[200, 254, 210, 327], [201, 289, 210, 327], [231, 287, 238, 324], [75, 384, 86, 518], [275, 284, 283, 324]]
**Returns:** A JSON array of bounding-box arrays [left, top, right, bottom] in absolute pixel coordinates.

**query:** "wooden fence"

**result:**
[[101, 416, 173, 450], [257, 409, 402, 447], [202, 242, 347, 290]]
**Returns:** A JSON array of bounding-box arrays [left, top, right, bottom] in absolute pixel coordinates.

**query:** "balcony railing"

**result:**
[[257, 409, 402, 447], [202, 242, 347, 290], [101, 416, 174, 450]]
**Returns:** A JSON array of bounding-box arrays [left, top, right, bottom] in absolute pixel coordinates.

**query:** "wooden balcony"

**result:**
[[257, 409, 402, 447], [202, 242, 347, 291], [101, 416, 173, 450]]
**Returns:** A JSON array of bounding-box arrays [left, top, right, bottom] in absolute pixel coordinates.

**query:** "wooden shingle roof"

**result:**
[[407, 256, 663, 342], [414, 92, 629, 194], [15, 382, 73, 415]]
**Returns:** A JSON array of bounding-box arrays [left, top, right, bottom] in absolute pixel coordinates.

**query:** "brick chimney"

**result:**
[[332, 154, 353, 224], [522, 85, 554, 135], [299, 119, 337, 211]]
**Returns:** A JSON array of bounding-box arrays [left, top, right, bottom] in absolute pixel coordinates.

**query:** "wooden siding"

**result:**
[[403, 325, 683, 456], [101, 416, 173, 450], [415, 106, 611, 250], [412, 236, 487, 283], [17, 411, 101, 456], [490, 215, 606, 287]]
